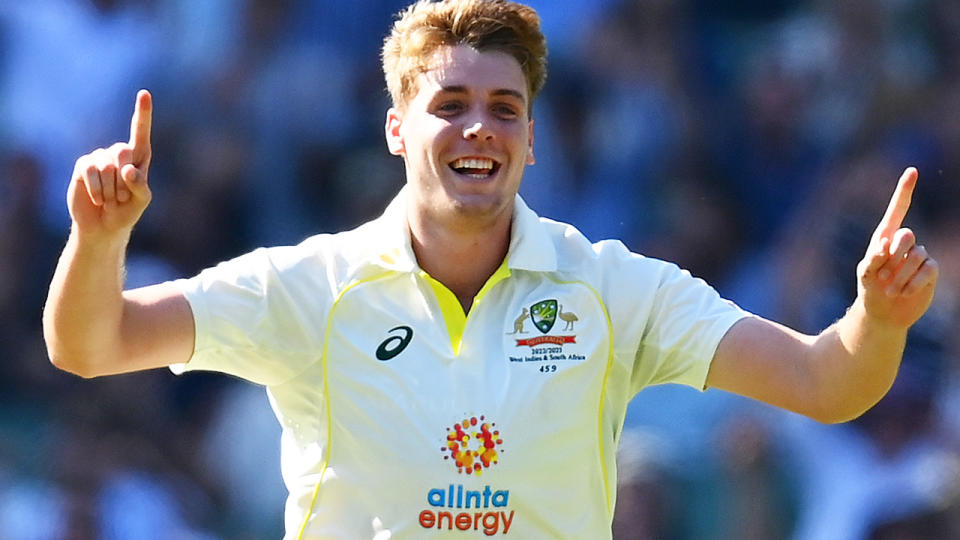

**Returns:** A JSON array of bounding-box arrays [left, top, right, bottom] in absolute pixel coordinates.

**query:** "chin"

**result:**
[[445, 193, 512, 224]]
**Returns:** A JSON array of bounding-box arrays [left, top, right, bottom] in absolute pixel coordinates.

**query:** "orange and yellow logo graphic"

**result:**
[[441, 416, 503, 476]]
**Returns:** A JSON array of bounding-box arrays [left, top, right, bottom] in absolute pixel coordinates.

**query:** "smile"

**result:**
[[449, 157, 501, 179]]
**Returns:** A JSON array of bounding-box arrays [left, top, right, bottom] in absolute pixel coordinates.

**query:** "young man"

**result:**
[[43, 0, 939, 538]]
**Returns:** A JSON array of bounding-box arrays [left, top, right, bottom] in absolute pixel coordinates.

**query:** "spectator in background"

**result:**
[[0, 0, 162, 232], [42, 2, 940, 540], [0, 0, 955, 538]]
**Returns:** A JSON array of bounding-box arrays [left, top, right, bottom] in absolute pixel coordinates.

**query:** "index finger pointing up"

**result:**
[[129, 89, 153, 166], [873, 167, 918, 243]]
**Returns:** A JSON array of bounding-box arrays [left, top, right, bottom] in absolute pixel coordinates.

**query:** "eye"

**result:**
[[493, 104, 519, 119], [435, 101, 464, 116]]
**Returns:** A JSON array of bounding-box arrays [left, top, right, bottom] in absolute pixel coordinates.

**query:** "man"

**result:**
[[43, 0, 939, 538]]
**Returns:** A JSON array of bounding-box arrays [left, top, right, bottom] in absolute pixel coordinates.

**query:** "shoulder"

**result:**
[[537, 216, 679, 285], [193, 218, 384, 290]]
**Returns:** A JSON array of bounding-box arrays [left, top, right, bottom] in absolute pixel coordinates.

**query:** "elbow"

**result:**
[[806, 392, 889, 425], [802, 357, 898, 425], [42, 314, 110, 379], [47, 350, 100, 379], [43, 330, 90, 379], [810, 409, 865, 425], [43, 329, 106, 379]]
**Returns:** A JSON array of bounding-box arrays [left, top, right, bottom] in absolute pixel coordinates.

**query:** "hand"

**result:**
[[857, 167, 939, 328], [67, 90, 153, 239]]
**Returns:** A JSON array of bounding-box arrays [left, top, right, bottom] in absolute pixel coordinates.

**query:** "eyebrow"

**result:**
[[439, 85, 526, 102]]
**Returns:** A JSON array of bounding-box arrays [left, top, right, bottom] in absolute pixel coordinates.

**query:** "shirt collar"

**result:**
[[506, 193, 558, 272], [363, 187, 419, 272], [363, 187, 558, 273]]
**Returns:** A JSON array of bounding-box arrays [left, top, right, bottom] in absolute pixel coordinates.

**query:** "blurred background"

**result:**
[[0, 0, 958, 538]]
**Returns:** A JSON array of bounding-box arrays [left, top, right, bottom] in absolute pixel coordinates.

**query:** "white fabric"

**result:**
[[171, 189, 749, 539]]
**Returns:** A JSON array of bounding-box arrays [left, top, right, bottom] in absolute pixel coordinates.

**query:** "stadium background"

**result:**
[[1, 0, 958, 538]]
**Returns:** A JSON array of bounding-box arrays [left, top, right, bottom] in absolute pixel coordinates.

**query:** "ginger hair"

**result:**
[[382, 0, 547, 111]]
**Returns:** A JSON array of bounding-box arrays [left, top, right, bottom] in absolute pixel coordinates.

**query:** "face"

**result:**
[[385, 45, 535, 232]]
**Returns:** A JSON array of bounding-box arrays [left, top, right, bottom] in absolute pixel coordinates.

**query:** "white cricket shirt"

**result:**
[[171, 189, 749, 539]]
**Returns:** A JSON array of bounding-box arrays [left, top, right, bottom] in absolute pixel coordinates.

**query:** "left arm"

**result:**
[[706, 167, 939, 424]]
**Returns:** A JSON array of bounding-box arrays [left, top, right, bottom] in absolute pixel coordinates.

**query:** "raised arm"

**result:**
[[706, 167, 939, 423], [43, 90, 195, 378]]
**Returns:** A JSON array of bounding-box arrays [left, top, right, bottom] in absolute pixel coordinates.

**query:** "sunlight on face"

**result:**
[[386, 45, 535, 232]]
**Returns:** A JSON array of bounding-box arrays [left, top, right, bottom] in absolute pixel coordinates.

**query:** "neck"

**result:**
[[409, 209, 512, 313]]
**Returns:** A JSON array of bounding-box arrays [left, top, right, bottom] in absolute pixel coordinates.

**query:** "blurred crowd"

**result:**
[[0, 0, 958, 538]]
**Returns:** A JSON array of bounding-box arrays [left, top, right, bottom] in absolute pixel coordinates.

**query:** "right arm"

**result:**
[[42, 90, 195, 378]]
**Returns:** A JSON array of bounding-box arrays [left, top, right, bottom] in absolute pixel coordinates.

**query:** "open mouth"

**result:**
[[449, 157, 501, 179]]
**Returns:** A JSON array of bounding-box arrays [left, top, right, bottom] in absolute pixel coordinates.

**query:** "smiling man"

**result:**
[[385, 42, 537, 311], [43, 1, 939, 539]]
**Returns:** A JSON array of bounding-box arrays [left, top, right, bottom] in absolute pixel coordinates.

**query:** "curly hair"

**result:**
[[382, 0, 547, 111]]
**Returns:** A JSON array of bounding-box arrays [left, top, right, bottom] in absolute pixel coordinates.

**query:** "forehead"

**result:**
[[413, 45, 528, 103]]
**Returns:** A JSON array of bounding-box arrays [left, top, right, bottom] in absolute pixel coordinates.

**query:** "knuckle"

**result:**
[[117, 146, 134, 163], [888, 265, 905, 281]]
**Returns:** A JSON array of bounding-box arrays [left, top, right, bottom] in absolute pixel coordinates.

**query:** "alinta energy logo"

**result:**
[[419, 416, 515, 535], [441, 415, 503, 475]]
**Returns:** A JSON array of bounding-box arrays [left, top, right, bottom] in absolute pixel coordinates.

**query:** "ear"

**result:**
[[385, 107, 405, 156], [525, 117, 535, 165]]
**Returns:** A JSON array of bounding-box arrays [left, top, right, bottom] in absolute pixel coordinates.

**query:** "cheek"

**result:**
[[410, 121, 450, 149]]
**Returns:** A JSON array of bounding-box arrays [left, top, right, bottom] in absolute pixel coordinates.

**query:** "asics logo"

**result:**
[[376, 326, 413, 361]]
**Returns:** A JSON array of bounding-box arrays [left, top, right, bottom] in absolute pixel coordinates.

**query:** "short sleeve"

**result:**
[[586, 239, 749, 396], [629, 261, 749, 393], [169, 246, 330, 386]]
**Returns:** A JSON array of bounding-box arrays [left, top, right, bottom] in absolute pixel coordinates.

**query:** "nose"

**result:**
[[463, 119, 494, 141]]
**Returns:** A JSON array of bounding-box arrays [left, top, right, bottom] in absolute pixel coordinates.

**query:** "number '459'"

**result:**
[[539, 365, 557, 373]]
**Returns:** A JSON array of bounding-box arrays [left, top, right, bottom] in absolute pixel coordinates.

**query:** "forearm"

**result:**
[[708, 306, 908, 424], [44, 90, 193, 376], [809, 297, 908, 423], [43, 228, 131, 377], [708, 168, 935, 424]]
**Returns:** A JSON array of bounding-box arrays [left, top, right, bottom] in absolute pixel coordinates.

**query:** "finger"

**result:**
[[99, 162, 117, 204], [110, 143, 134, 203], [888, 228, 916, 261], [901, 257, 939, 297], [872, 167, 917, 242], [82, 161, 104, 206], [116, 181, 130, 203], [120, 163, 151, 202], [129, 89, 153, 167], [110, 142, 133, 166], [860, 237, 891, 283], [877, 229, 915, 281], [92, 149, 116, 203], [886, 244, 928, 296]]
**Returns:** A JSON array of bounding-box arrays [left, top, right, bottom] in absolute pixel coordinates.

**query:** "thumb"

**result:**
[[120, 162, 151, 201]]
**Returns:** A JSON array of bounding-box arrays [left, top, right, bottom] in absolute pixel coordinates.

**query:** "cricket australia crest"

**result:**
[[529, 299, 558, 334], [508, 297, 584, 361]]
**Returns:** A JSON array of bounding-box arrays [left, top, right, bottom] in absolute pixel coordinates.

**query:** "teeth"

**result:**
[[451, 158, 494, 170]]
